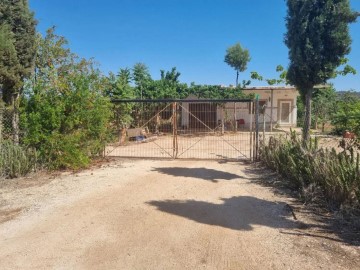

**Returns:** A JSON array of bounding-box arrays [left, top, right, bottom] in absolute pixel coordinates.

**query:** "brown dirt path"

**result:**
[[0, 159, 359, 270]]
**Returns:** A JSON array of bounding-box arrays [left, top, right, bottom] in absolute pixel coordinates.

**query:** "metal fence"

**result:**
[[0, 107, 17, 142], [105, 99, 260, 161], [259, 124, 360, 155]]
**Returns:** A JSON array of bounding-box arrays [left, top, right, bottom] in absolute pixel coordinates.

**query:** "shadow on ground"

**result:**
[[147, 196, 308, 231], [151, 167, 244, 182], [243, 163, 360, 246]]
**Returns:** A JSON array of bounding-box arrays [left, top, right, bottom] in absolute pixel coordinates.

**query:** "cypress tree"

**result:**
[[0, 0, 37, 142], [0, 0, 37, 104], [285, 0, 359, 144]]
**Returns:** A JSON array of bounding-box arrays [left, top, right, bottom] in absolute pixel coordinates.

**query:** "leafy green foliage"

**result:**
[[332, 91, 360, 136], [250, 65, 288, 85], [188, 84, 249, 100], [0, 24, 21, 93], [285, 0, 358, 143], [224, 43, 251, 86], [312, 86, 337, 131], [285, 0, 358, 89], [261, 133, 360, 208], [0, 0, 37, 104], [0, 140, 36, 178], [144, 67, 188, 99], [132, 63, 152, 99], [106, 69, 135, 130], [21, 28, 111, 170]]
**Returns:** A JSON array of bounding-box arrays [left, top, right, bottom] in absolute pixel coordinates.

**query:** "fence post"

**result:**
[[172, 102, 178, 158], [255, 95, 260, 160], [249, 101, 253, 161]]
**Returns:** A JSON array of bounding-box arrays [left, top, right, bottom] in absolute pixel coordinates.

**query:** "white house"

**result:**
[[242, 86, 299, 129], [180, 86, 299, 131]]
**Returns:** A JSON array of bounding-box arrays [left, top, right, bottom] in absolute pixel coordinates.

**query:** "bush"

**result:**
[[0, 140, 37, 178], [22, 72, 111, 170], [332, 91, 360, 136], [260, 133, 360, 209], [18, 29, 112, 170]]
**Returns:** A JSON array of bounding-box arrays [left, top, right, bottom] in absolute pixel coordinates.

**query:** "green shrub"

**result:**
[[331, 91, 360, 136], [21, 73, 111, 169], [260, 133, 360, 209], [19, 29, 112, 170], [0, 140, 37, 178]]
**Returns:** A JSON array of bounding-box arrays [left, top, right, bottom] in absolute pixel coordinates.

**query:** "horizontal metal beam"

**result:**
[[111, 99, 254, 103]]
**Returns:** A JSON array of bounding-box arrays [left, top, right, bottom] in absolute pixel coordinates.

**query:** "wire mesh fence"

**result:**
[[105, 99, 260, 161], [0, 107, 17, 142], [313, 135, 360, 154], [257, 108, 360, 155], [0, 107, 39, 179]]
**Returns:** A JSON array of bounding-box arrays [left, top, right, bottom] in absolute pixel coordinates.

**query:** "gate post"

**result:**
[[249, 101, 253, 161], [255, 95, 260, 160], [172, 102, 178, 158]]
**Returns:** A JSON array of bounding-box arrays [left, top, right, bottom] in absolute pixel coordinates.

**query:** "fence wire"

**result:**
[[105, 100, 259, 161], [0, 108, 17, 142], [258, 110, 360, 154]]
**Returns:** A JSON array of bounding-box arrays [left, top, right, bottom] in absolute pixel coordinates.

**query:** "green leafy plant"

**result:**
[[332, 91, 360, 136], [0, 140, 36, 178], [260, 132, 360, 209], [21, 28, 112, 170], [285, 0, 359, 144]]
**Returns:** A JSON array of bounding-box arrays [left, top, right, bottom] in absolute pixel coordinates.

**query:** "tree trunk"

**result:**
[[303, 89, 313, 146], [236, 71, 239, 87]]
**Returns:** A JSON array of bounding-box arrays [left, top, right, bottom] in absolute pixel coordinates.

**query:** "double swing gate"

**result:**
[[105, 99, 260, 161]]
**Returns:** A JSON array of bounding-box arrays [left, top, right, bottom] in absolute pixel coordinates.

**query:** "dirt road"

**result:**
[[0, 159, 359, 269]]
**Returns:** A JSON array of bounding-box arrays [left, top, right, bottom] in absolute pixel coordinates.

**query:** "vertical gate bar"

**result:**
[[270, 88, 274, 132], [172, 102, 178, 158], [234, 102, 237, 131], [249, 101, 253, 161], [175, 102, 178, 158], [263, 111, 266, 143], [255, 96, 260, 160]]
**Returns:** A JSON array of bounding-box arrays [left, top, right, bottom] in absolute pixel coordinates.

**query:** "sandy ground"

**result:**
[[105, 133, 253, 160], [0, 159, 359, 270]]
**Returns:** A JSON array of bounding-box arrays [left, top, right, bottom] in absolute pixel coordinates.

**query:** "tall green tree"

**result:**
[[106, 68, 135, 130], [285, 0, 358, 143], [132, 63, 152, 99], [224, 43, 251, 87], [0, 0, 37, 104], [0, 0, 37, 143], [143, 67, 188, 99], [0, 24, 21, 97]]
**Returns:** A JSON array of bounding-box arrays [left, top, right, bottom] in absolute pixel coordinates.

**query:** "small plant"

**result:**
[[0, 140, 37, 178], [260, 132, 360, 210]]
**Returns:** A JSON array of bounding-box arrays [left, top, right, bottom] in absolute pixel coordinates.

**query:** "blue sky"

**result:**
[[30, 0, 360, 91]]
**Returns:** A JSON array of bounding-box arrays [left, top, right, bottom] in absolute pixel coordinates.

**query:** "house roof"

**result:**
[[243, 86, 297, 91]]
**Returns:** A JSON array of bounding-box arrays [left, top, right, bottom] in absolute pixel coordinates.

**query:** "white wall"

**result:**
[[242, 88, 299, 127], [180, 89, 299, 129]]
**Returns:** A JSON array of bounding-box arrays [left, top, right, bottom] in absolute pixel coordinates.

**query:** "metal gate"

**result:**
[[105, 99, 259, 161]]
